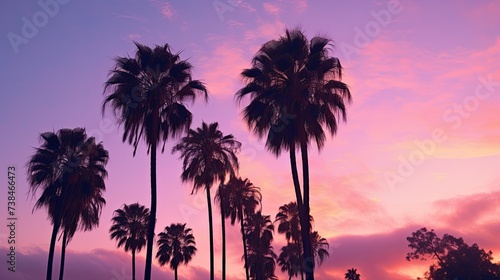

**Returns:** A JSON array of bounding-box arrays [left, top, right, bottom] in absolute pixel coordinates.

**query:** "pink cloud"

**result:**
[[432, 189, 500, 230], [150, 0, 175, 19], [263, 2, 280, 15], [0, 246, 209, 280], [196, 42, 249, 98]]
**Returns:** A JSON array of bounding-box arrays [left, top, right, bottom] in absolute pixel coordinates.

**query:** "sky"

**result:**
[[1, 0, 499, 279]]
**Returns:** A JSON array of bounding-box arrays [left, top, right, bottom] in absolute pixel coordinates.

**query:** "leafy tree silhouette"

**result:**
[[407, 227, 500, 279]]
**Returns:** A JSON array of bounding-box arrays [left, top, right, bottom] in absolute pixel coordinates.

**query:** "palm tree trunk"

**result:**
[[206, 186, 215, 280], [300, 142, 314, 280], [220, 202, 226, 280], [239, 211, 250, 280], [58, 230, 67, 280], [132, 249, 136, 280], [46, 204, 61, 280], [174, 267, 178, 280], [144, 140, 157, 280], [289, 142, 303, 209]]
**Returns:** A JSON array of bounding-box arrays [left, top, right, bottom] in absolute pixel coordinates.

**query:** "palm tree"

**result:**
[[109, 203, 150, 280], [277, 242, 302, 280], [172, 122, 241, 280], [102, 41, 207, 280], [236, 28, 352, 280], [345, 268, 360, 280], [275, 202, 310, 279], [27, 128, 109, 280], [245, 211, 278, 280], [59, 193, 105, 280], [216, 176, 261, 280], [275, 202, 312, 244], [310, 231, 329, 267], [156, 223, 197, 280]]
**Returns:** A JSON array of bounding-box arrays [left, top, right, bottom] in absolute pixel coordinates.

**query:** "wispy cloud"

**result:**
[[150, 0, 175, 19], [263, 2, 280, 15]]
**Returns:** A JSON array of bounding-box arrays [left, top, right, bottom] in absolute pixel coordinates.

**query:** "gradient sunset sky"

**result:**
[[1, 0, 500, 279]]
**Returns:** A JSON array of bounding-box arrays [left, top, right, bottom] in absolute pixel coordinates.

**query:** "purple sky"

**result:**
[[1, 0, 500, 279]]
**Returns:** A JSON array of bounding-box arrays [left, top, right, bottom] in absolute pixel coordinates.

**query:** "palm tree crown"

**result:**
[[156, 223, 197, 280], [102, 42, 208, 154], [110, 203, 150, 253], [236, 27, 351, 155], [172, 121, 241, 193], [345, 268, 361, 280], [217, 176, 262, 225], [275, 202, 312, 244]]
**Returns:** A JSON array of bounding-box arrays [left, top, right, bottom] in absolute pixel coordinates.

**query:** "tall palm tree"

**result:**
[[172, 122, 241, 280], [156, 223, 197, 280], [102, 42, 207, 280], [345, 268, 360, 280], [27, 128, 109, 280], [216, 176, 261, 280], [245, 211, 278, 280], [236, 28, 352, 280], [109, 203, 150, 280]]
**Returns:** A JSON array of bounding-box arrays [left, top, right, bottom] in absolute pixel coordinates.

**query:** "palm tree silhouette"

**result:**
[[236, 28, 352, 280], [310, 231, 329, 268], [172, 122, 241, 280], [27, 128, 109, 280], [275, 203, 328, 278], [277, 242, 302, 280], [277, 231, 330, 280], [102, 42, 207, 280], [216, 176, 261, 280], [59, 193, 105, 280], [109, 203, 150, 280], [275, 202, 312, 244], [345, 268, 360, 280], [156, 223, 197, 280], [245, 211, 278, 280]]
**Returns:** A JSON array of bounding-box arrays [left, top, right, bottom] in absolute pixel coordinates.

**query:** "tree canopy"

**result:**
[[407, 227, 500, 280]]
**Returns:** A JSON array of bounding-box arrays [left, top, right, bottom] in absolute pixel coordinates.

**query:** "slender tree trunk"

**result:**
[[58, 230, 67, 280], [239, 211, 250, 280], [46, 206, 61, 280], [144, 140, 157, 280], [174, 267, 178, 280], [300, 142, 314, 280], [220, 202, 226, 280], [206, 186, 215, 280], [289, 142, 303, 210], [132, 249, 136, 280]]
